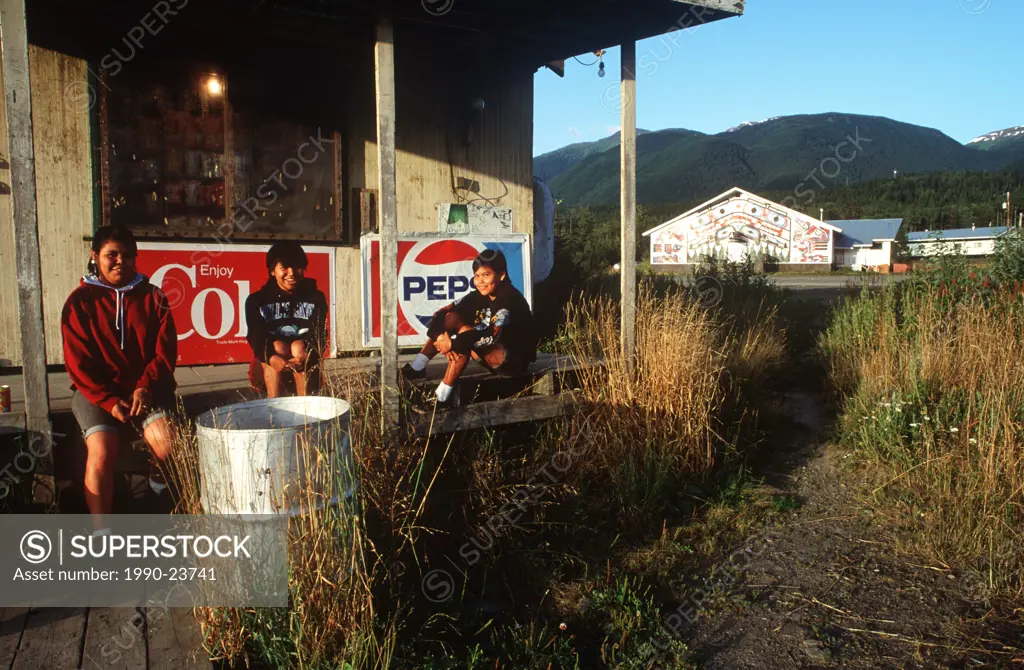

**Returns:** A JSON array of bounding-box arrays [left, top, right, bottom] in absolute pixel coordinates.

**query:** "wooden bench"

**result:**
[[395, 353, 600, 436]]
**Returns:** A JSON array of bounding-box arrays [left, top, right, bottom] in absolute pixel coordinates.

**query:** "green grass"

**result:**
[[819, 267, 1024, 603]]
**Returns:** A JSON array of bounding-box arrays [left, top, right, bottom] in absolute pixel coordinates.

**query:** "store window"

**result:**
[[103, 65, 345, 241], [231, 117, 337, 238], [106, 68, 228, 233]]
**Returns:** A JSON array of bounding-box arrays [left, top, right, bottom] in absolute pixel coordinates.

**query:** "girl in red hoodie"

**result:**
[[61, 226, 178, 519]]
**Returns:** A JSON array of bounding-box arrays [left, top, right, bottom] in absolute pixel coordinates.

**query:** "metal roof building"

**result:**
[[830, 219, 903, 249], [906, 226, 1010, 258], [907, 226, 1010, 242]]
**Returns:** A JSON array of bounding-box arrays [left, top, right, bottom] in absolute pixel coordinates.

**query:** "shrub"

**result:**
[[820, 282, 1024, 602], [991, 227, 1024, 285]]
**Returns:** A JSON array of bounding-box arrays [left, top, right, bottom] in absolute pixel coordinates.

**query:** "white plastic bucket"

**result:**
[[195, 396, 357, 516]]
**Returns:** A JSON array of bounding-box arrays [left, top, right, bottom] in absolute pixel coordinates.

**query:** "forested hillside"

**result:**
[[539, 114, 1024, 207]]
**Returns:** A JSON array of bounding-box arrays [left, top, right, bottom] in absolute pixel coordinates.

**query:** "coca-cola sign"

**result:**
[[136, 242, 336, 366]]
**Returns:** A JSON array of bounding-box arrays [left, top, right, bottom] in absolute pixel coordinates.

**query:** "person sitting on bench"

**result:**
[[61, 226, 178, 525], [245, 241, 328, 398], [402, 249, 537, 404]]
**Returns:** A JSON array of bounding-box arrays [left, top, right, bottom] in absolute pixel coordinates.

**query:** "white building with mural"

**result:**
[[642, 187, 840, 269]]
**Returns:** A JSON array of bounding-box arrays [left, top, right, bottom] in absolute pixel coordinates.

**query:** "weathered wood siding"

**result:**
[[336, 53, 535, 351], [0, 36, 16, 367], [0, 45, 92, 366], [31, 47, 93, 365]]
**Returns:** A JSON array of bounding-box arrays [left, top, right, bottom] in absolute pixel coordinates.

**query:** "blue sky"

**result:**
[[533, 0, 1021, 155]]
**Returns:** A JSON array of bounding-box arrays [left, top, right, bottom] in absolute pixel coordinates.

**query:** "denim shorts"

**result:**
[[71, 390, 175, 439]]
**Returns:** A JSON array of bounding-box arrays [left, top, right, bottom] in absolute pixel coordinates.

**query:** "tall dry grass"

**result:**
[[821, 284, 1024, 600], [153, 279, 789, 668], [555, 283, 786, 522], [161, 368, 449, 668]]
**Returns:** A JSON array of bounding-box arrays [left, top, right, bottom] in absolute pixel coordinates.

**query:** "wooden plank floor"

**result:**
[[0, 606, 212, 669]]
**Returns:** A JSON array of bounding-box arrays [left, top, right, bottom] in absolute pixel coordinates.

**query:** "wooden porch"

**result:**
[[0, 353, 591, 669], [0, 352, 591, 485], [0, 605, 209, 670]]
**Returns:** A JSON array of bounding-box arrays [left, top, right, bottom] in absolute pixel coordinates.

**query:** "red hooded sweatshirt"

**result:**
[[61, 273, 177, 414]]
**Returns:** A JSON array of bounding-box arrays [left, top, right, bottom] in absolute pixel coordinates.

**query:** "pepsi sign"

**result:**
[[361, 234, 532, 347]]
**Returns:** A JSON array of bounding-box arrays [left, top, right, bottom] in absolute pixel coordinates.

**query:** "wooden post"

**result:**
[[332, 130, 343, 240], [375, 15, 401, 429], [620, 41, 637, 373], [0, 0, 53, 502]]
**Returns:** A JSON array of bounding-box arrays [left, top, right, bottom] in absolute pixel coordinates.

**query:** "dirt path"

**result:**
[[683, 387, 1014, 669]]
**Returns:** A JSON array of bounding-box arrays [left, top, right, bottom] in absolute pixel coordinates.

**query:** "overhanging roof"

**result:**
[[907, 226, 1010, 242], [642, 186, 841, 237], [828, 219, 903, 249], [27, 0, 744, 75]]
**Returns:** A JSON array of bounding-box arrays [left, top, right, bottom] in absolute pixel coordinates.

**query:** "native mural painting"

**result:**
[[649, 193, 833, 265], [790, 218, 832, 264]]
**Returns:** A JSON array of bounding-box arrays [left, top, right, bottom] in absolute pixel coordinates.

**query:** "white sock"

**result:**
[[411, 353, 430, 372], [435, 382, 454, 402]]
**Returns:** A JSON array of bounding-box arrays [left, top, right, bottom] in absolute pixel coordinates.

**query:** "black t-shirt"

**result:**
[[244, 277, 328, 362], [426, 283, 536, 361]]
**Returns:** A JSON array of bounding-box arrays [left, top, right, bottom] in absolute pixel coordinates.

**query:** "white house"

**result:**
[[829, 218, 903, 271], [907, 226, 1010, 257], [642, 187, 841, 269]]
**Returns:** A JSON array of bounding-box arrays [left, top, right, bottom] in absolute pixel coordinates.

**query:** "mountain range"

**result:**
[[535, 114, 1024, 207]]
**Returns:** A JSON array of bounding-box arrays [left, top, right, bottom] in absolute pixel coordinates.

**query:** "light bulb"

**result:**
[[206, 77, 223, 96], [598, 61, 605, 78]]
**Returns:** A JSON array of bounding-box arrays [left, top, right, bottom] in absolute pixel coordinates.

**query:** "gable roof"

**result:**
[[828, 219, 903, 248], [907, 226, 1010, 242], [642, 186, 842, 237]]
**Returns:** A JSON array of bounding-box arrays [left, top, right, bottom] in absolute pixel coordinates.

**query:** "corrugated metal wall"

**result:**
[[0, 45, 93, 367]]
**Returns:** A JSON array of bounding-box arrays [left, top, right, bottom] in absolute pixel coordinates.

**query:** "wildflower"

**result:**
[[969, 438, 978, 445], [949, 427, 959, 433], [559, 622, 568, 631], [883, 403, 892, 408], [909, 423, 920, 428], [923, 416, 930, 421]]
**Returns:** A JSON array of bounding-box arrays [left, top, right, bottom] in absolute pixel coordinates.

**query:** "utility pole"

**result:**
[[1007, 191, 1012, 229]]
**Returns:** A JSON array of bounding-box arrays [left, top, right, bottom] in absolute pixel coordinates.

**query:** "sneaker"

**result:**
[[408, 393, 455, 417], [401, 363, 426, 380]]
